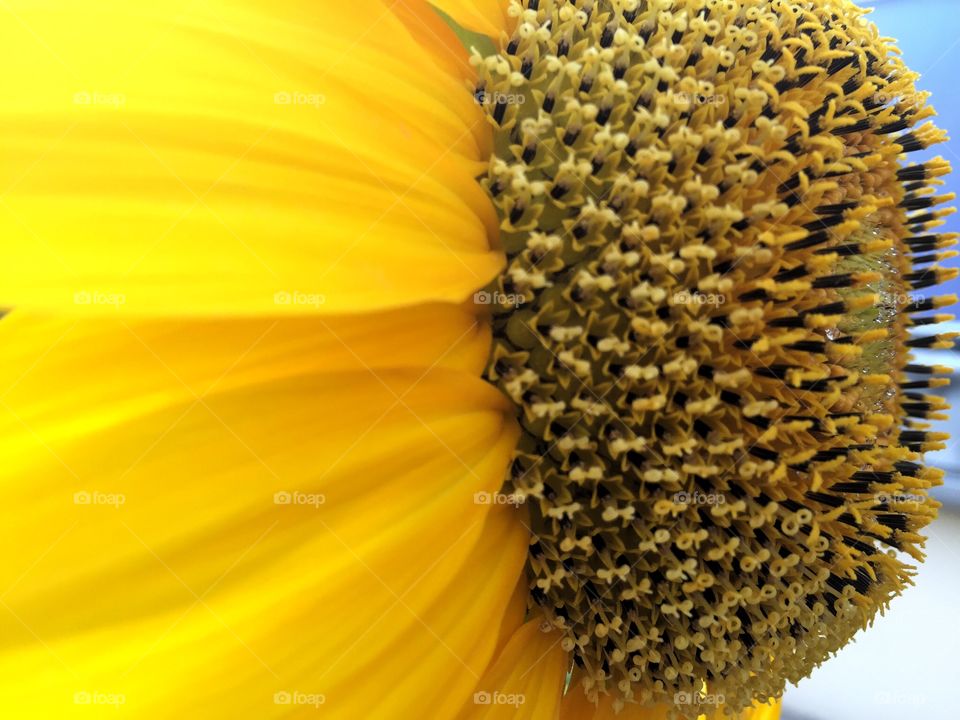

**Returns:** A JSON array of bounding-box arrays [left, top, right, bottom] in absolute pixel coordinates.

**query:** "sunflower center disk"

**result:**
[[474, 0, 956, 714]]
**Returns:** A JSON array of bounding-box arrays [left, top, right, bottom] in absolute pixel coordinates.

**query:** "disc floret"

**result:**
[[474, 0, 955, 715]]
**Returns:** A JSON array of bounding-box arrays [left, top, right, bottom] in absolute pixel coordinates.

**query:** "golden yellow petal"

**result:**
[[457, 621, 568, 719], [431, 0, 512, 36], [0, 308, 528, 718], [491, 574, 530, 659], [559, 681, 781, 720], [698, 699, 782, 720], [736, 699, 782, 720], [0, 0, 501, 315], [560, 692, 666, 720]]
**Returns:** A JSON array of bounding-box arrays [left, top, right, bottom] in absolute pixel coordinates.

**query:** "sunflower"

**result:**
[[0, 0, 954, 718]]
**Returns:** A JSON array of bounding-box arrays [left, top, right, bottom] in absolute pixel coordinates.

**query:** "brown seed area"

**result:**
[[474, 0, 956, 714]]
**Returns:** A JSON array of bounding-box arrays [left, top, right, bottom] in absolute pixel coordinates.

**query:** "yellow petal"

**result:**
[[491, 574, 530, 659], [0, 307, 528, 718], [0, 0, 501, 315], [0, 302, 492, 461], [431, 0, 512, 36], [559, 683, 782, 720], [737, 699, 782, 720], [699, 699, 782, 720], [395, 0, 487, 85], [457, 621, 569, 720], [559, 692, 666, 720]]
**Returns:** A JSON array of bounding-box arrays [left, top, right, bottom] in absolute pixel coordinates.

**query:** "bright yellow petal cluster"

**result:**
[[0, 0, 503, 315], [0, 1, 555, 718]]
